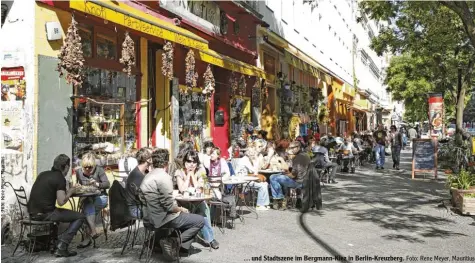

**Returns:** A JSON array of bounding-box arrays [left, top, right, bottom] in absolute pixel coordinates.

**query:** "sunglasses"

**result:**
[[84, 166, 94, 170], [185, 160, 198, 164]]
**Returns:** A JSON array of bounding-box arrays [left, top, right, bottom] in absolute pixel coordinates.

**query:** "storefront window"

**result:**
[[96, 33, 117, 60], [73, 67, 136, 167], [79, 26, 93, 58], [179, 90, 208, 147]]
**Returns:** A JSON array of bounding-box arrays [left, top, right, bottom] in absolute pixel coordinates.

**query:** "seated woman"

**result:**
[[206, 147, 237, 219], [338, 137, 359, 173], [175, 151, 219, 249], [75, 153, 111, 248], [235, 147, 270, 210]]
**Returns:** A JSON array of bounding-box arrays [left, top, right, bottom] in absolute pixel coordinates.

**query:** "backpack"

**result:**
[[109, 180, 135, 231]]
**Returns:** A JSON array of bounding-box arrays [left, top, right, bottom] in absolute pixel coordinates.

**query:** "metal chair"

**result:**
[[4, 182, 56, 260], [121, 183, 143, 255]]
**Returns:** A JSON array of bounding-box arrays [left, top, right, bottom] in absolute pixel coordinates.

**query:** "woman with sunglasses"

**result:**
[[75, 152, 110, 248], [175, 151, 219, 249]]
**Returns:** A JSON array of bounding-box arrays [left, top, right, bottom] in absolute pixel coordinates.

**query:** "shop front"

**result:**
[[35, 0, 212, 173], [353, 93, 370, 132], [332, 80, 355, 137]]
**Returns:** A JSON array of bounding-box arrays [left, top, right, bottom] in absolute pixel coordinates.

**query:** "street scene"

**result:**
[[1, 0, 475, 263]]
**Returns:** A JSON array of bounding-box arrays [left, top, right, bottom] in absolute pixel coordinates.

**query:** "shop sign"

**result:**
[[70, 0, 208, 51], [198, 50, 267, 78], [1, 67, 25, 81]]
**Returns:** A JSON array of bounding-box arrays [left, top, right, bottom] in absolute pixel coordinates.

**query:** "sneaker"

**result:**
[[375, 166, 380, 170], [380, 166, 384, 170], [256, 206, 269, 211], [160, 237, 179, 261], [210, 239, 219, 249]]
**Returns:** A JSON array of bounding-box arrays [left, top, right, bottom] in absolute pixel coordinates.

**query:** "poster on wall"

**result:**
[[1, 102, 24, 153], [428, 93, 443, 136], [1, 67, 26, 102]]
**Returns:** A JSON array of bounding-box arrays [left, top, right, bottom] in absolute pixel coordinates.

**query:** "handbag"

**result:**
[[385, 147, 391, 156]]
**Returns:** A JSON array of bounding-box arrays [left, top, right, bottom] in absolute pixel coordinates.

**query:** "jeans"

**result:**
[[269, 174, 302, 199], [31, 208, 85, 244], [247, 181, 270, 206], [196, 201, 214, 243], [83, 195, 108, 216], [162, 213, 205, 250], [391, 146, 401, 166], [374, 144, 385, 168], [129, 206, 141, 219]]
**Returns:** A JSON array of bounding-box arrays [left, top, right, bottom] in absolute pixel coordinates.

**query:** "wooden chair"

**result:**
[[4, 182, 56, 261]]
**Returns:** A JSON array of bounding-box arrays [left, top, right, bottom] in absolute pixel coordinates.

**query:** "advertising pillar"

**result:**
[[428, 93, 444, 137]]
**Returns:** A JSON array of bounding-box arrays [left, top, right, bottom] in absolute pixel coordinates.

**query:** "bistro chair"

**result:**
[[4, 182, 56, 260], [137, 187, 182, 263], [120, 183, 143, 255]]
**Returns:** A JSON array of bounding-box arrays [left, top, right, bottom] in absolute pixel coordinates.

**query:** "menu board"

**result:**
[[412, 139, 437, 179], [179, 91, 207, 136]]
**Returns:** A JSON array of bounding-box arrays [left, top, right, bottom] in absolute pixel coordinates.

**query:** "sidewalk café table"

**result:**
[[69, 191, 101, 245], [235, 176, 260, 218], [175, 194, 213, 248]]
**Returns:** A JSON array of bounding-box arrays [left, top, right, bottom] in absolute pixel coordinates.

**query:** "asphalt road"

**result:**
[[2, 149, 475, 263]]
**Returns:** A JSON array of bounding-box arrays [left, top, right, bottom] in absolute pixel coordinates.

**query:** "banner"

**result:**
[[428, 93, 444, 136]]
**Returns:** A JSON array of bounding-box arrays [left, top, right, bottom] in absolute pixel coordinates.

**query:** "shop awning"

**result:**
[[70, 0, 208, 51], [198, 49, 269, 79]]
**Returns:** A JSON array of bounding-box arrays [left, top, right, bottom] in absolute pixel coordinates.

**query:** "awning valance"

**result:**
[[70, 0, 208, 51], [198, 49, 269, 79]]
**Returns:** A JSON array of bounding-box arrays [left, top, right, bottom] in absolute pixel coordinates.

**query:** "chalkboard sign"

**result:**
[[412, 139, 438, 179], [179, 91, 207, 135]]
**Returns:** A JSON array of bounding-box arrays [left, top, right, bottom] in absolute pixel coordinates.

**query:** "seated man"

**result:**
[[125, 147, 152, 218], [311, 141, 338, 184], [338, 137, 359, 173], [27, 154, 84, 257], [269, 141, 310, 210], [140, 149, 205, 260]]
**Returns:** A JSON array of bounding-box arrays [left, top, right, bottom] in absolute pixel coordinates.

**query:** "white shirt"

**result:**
[[118, 157, 138, 177]]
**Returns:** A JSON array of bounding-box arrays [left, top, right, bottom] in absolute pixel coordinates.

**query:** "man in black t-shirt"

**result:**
[[372, 125, 388, 170], [27, 154, 84, 257], [125, 147, 152, 218]]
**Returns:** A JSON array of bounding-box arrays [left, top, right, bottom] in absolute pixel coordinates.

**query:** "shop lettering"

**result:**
[[84, 4, 106, 19]]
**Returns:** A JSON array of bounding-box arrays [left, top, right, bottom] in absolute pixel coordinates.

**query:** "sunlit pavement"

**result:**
[[2, 149, 475, 263]]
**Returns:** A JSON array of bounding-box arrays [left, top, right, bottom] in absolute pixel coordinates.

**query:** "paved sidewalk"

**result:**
[[2, 149, 475, 263]]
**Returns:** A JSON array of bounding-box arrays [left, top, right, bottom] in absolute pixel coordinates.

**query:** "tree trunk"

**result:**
[[455, 58, 474, 145]]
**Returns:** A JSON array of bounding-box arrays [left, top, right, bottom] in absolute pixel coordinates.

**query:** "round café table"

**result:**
[[69, 191, 102, 247], [234, 176, 260, 219]]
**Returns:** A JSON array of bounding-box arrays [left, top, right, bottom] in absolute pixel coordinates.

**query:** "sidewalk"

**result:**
[[2, 149, 475, 263]]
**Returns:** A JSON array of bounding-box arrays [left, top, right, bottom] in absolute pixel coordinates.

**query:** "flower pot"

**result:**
[[450, 188, 475, 215], [445, 169, 453, 175]]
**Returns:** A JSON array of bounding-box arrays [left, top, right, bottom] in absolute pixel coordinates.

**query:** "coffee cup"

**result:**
[[172, 190, 179, 197], [184, 192, 190, 198]]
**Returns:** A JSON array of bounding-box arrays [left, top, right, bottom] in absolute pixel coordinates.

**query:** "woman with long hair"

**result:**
[[175, 150, 219, 249]]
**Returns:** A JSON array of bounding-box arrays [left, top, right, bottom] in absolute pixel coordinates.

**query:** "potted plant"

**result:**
[[447, 169, 475, 215]]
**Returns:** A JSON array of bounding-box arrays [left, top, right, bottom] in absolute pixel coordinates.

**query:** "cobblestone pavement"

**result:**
[[2, 149, 475, 263]]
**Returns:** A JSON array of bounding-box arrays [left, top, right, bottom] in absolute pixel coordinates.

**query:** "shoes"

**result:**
[[279, 199, 288, 211], [77, 239, 92, 249], [160, 237, 179, 261], [380, 167, 384, 170], [256, 206, 269, 211], [330, 180, 338, 184], [272, 199, 280, 210], [210, 239, 219, 249], [55, 241, 78, 257], [375, 166, 380, 170]]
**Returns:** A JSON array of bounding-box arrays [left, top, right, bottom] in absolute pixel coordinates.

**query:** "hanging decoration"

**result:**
[[251, 78, 261, 108], [185, 49, 198, 94], [119, 31, 136, 77], [161, 41, 174, 80], [230, 72, 239, 96], [238, 75, 246, 96], [318, 104, 330, 124], [261, 79, 268, 101], [56, 16, 85, 88], [202, 64, 215, 100]]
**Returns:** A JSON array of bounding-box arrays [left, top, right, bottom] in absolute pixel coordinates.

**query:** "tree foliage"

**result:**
[[360, 1, 475, 131]]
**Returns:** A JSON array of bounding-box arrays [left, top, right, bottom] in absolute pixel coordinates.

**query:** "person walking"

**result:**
[[373, 124, 388, 170], [390, 125, 403, 170], [408, 126, 417, 147]]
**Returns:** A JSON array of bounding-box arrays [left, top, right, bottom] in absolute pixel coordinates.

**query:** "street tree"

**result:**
[[360, 1, 474, 142]]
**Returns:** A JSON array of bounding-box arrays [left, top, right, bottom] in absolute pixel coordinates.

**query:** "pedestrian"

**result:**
[[408, 126, 417, 147], [390, 125, 402, 170], [373, 124, 388, 170]]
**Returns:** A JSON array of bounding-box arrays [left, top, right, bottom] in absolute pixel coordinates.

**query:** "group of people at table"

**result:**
[[26, 133, 348, 260]]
